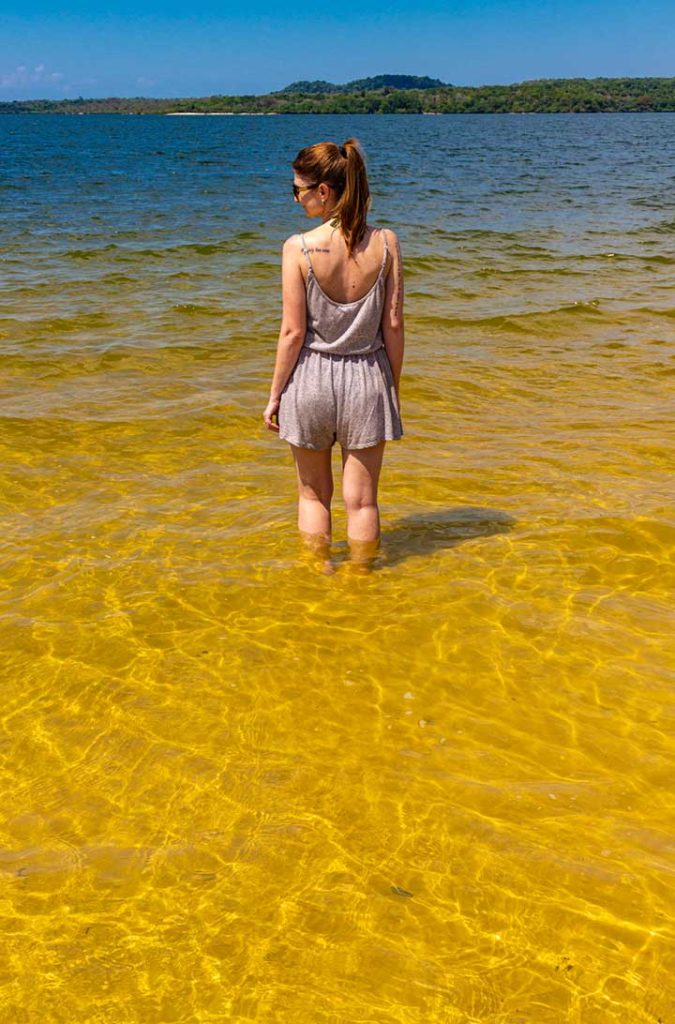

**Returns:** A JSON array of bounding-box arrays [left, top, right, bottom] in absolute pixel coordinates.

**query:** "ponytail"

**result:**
[[330, 138, 371, 257]]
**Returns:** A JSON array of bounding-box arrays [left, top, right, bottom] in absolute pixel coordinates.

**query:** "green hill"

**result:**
[[275, 75, 450, 94]]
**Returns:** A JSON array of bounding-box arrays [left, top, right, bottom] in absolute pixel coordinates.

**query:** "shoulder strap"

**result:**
[[300, 234, 314, 273], [380, 228, 390, 270]]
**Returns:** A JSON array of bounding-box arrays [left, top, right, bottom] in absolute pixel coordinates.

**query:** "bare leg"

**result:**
[[290, 444, 334, 571], [341, 441, 385, 569]]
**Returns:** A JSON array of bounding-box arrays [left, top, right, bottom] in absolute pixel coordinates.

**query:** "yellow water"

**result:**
[[2, 113, 675, 1021], [2, 312, 674, 1020]]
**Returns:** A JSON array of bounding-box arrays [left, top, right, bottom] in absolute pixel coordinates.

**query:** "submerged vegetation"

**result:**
[[3, 74, 675, 114]]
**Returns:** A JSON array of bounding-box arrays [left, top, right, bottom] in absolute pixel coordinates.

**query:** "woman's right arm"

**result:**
[[381, 228, 404, 398]]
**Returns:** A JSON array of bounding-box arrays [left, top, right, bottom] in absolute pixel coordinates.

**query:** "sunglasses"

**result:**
[[292, 182, 319, 198]]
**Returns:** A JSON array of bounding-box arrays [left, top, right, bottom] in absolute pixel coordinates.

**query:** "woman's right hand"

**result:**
[[263, 396, 280, 432]]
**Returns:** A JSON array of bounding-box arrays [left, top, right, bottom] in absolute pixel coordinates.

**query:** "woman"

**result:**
[[263, 137, 404, 571]]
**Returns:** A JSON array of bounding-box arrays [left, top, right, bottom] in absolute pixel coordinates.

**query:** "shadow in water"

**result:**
[[380, 506, 516, 568]]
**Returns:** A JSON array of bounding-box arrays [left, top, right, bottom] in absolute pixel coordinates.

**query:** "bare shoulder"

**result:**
[[282, 233, 304, 254], [378, 226, 399, 244], [378, 227, 402, 278], [379, 226, 402, 259]]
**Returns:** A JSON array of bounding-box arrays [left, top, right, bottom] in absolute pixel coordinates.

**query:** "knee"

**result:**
[[299, 482, 333, 508], [343, 487, 377, 516]]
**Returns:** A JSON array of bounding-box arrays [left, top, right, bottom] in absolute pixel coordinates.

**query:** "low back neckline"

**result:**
[[301, 229, 388, 308]]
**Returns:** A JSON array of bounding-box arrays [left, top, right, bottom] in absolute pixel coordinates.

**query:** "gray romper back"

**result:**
[[278, 227, 404, 450]]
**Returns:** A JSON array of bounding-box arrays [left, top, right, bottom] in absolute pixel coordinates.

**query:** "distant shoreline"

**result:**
[[3, 76, 675, 115], [165, 111, 279, 116]]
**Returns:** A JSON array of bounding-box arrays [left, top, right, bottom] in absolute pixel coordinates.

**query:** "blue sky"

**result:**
[[2, 0, 674, 100]]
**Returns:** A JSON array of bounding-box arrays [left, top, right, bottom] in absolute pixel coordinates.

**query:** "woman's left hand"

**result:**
[[263, 396, 280, 432]]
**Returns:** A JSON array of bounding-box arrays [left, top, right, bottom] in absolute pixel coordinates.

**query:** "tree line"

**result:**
[[2, 77, 675, 114]]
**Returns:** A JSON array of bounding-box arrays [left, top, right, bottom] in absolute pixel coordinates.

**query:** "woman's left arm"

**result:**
[[263, 236, 307, 432]]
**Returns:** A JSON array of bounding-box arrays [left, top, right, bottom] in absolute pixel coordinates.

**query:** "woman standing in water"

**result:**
[[263, 138, 404, 571]]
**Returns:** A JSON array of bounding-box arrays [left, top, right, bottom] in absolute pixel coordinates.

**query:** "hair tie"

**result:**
[[339, 144, 347, 158]]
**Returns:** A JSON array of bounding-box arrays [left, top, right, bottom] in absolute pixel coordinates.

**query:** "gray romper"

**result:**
[[278, 228, 403, 450]]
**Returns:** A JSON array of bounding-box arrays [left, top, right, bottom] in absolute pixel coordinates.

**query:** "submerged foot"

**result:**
[[299, 529, 335, 575], [346, 535, 381, 574]]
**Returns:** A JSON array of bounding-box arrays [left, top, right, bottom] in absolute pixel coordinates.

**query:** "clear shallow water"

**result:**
[[1, 113, 674, 1022]]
